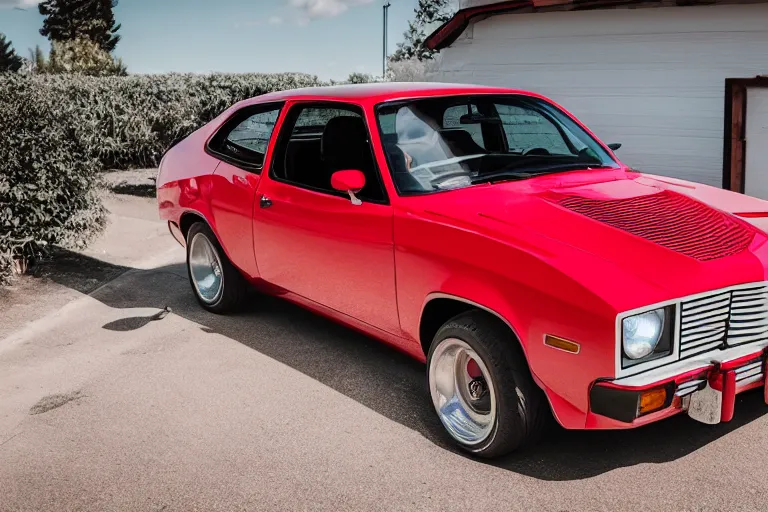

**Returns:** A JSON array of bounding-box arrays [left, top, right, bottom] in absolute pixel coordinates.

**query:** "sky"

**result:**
[[0, 0, 425, 79]]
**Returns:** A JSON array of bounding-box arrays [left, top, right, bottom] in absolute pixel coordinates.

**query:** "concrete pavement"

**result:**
[[1, 192, 767, 511]]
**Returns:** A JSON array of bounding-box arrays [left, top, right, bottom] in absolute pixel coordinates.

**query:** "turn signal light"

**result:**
[[638, 387, 668, 415], [544, 335, 580, 354]]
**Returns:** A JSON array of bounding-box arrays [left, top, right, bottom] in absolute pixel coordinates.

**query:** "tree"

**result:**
[[0, 33, 23, 73], [387, 58, 426, 82], [30, 46, 48, 73], [347, 72, 375, 84], [39, 0, 121, 53], [40, 38, 127, 76], [391, 0, 454, 62]]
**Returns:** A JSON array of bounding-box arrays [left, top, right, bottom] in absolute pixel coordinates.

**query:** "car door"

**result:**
[[253, 101, 400, 335], [206, 103, 283, 280]]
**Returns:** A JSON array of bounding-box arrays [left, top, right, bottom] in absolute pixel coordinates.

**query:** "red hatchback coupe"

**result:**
[[158, 83, 768, 458]]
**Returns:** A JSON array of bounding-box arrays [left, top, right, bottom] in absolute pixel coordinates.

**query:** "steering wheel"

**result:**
[[523, 147, 551, 156]]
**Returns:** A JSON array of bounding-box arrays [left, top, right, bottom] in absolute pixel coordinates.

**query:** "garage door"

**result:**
[[745, 88, 768, 199]]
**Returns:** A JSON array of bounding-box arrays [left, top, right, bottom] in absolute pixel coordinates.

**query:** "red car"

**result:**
[[157, 83, 768, 458]]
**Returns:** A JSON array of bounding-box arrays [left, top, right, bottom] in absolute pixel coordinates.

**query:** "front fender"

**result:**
[[396, 211, 620, 429]]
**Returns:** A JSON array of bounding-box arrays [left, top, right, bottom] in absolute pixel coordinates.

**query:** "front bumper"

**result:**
[[588, 347, 768, 428]]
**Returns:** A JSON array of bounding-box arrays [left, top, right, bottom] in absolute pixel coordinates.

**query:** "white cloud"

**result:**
[[0, 0, 40, 9], [268, 16, 284, 25], [288, 0, 376, 20]]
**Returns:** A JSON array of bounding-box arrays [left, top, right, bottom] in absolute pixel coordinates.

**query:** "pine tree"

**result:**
[[0, 33, 23, 73], [39, 0, 121, 53], [391, 0, 453, 62], [32, 46, 48, 73]]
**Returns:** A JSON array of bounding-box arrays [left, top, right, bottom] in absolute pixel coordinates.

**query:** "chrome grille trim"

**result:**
[[735, 359, 765, 386], [735, 361, 764, 383], [675, 379, 706, 397], [681, 313, 729, 329], [679, 283, 768, 356], [738, 374, 765, 386], [680, 292, 728, 358], [682, 299, 731, 317], [736, 367, 763, 382], [735, 360, 763, 374], [728, 285, 768, 347]]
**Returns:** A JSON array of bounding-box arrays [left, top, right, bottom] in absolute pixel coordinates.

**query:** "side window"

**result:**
[[292, 108, 358, 135], [494, 103, 574, 155], [271, 103, 386, 203], [443, 104, 485, 149], [208, 105, 282, 170]]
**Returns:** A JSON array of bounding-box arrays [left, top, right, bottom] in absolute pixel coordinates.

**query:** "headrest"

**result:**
[[321, 116, 368, 165]]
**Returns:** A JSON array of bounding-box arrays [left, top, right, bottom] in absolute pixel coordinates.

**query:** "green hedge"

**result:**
[[0, 72, 327, 281]]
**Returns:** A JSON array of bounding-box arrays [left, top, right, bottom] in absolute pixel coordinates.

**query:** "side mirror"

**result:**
[[607, 143, 622, 151], [331, 170, 366, 206]]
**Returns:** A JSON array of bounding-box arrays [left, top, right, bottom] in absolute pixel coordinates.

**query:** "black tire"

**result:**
[[427, 311, 548, 458], [186, 222, 248, 314]]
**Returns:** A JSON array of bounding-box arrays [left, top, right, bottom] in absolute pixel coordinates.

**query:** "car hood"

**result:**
[[417, 169, 768, 310]]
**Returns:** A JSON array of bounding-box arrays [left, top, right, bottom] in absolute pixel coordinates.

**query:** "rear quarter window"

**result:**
[[207, 103, 283, 171]]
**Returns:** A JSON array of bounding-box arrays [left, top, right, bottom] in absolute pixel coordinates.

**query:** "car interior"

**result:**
[[272, 107, 386, 202]]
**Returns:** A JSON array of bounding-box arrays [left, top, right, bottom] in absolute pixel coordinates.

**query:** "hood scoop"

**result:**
[[552, 190, 755, 261]]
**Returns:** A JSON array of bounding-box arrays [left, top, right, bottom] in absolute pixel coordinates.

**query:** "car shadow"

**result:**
[[38, 255, 768, 481]]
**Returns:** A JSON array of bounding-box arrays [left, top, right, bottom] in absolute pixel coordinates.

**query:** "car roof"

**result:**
[[242, 82, 536, 105]]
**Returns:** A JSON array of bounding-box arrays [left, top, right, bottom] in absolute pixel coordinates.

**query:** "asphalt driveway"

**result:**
[[1, 191, 767, 511]]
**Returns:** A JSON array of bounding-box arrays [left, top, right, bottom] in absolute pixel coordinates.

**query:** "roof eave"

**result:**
[[425, 0, 759, 51], [426, 1, 530, 51]]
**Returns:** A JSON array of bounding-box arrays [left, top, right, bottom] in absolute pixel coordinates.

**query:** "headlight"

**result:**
[[622, 309, 665, 360]]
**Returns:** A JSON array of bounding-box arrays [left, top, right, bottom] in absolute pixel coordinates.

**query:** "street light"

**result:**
[[383, 1, 391, 78]]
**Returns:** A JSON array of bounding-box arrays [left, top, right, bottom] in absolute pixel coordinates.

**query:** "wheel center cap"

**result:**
[[468, 378, 487, 401]]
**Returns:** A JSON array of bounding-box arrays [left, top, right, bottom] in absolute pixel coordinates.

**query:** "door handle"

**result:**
[[260, 195, 273, 209]]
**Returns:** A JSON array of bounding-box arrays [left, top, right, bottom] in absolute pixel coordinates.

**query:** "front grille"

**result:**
[[680, 292, 730, 358], [680, 284, 768, 358], [735, 360, 765, 386], [728, 286, 768, 346], [556, 191, 755, 261], [675, 379, 706, 397]]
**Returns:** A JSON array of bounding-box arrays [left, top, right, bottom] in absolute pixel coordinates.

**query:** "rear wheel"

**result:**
[[427, 311, 547, 458], [186, 222, 247, 314]]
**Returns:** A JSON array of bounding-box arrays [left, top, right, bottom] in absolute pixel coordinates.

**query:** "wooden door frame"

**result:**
[[723, 76, 768, 193]]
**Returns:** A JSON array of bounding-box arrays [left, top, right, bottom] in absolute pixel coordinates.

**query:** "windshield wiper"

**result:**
[[471, 162, 615, 185], [471, 171, 538, 185]]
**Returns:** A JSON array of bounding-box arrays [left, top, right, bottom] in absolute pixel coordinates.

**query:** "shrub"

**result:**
[[0, 72, 328, 281], [0, 74, 106, 282], [7, 73, 328, 171]]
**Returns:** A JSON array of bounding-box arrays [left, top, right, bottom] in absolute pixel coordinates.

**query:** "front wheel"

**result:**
[[427, 311, 547, 458]]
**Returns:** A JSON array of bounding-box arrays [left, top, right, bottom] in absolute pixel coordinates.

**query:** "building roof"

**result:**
[[425, 0, 767, 51]]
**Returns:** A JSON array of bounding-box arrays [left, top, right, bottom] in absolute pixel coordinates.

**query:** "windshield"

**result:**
[[376, 95, 619, 194]]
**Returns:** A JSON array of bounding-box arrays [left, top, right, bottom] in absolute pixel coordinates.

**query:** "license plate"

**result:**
[[688, 383, 723, 425]]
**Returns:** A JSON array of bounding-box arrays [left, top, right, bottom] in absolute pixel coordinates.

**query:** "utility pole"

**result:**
[[383, 1, 391, 78]]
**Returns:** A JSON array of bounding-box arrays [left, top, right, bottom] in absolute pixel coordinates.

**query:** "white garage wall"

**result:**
[[428, 4, 768, 186]]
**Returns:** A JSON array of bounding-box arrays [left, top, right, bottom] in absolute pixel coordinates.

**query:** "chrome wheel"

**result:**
[[189, 233, 224, 304], [429, 338, 497, 446]]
